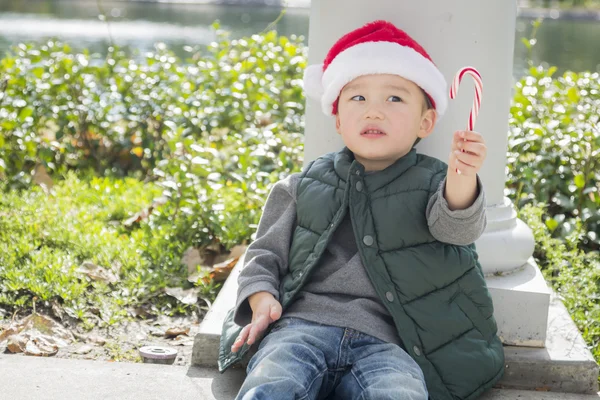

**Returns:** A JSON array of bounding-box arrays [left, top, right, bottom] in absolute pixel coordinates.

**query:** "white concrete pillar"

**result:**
[[303, 0, 550, 347]]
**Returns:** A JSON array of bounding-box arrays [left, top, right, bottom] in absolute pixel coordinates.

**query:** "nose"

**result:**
[[364, 102, 384, 120]]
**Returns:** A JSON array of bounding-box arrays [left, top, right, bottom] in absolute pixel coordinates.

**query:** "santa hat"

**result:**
[[303, 20, 448, 117]]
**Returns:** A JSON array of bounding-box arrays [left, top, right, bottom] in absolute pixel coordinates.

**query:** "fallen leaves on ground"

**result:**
[[164, 326, 190, 339], [0, 314, 74, 357], [186, 244, 247, 284], [122, 196, 167, 227], [76, 261, 119, 284], [33, 164, 54, 192], [164, 287, 200, 305]]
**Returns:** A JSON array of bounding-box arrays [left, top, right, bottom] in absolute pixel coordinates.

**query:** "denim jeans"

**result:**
[[235, 317, 428, 400]]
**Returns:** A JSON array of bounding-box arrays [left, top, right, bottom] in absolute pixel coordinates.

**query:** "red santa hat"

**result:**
[[303, 20, 448, 117]]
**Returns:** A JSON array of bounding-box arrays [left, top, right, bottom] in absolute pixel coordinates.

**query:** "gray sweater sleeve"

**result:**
[[426, 175, 487, 246], [233, 173, 301, 326]]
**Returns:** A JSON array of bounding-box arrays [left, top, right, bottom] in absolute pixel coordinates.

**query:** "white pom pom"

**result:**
[[302, 64, 324, 100]]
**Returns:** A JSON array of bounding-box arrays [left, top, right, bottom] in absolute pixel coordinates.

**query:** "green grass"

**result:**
[[0, 172, 211, 327]]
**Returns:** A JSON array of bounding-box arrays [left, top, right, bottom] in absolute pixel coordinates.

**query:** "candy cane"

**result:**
[[449, 66, 483, 174]]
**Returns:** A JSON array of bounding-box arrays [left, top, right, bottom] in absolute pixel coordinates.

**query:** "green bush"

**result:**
[[0, 22, 306, 188], [507, 66, 600, 252], [519, 203, 600, 369]]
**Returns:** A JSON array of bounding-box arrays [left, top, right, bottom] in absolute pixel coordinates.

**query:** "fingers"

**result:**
[[269, 303, 282, 322], [454, 130, 484, 143], [231, 320, 264, 352], [452, 131, 486, 153], [246, 315, 267, 346], [450, 151, 479, 176], [231, 302, 283, 353], [457, 141, 487, 157], [450, 131, 486, 176], [231, 324, 251, 353], [453, 150, 482, 167]]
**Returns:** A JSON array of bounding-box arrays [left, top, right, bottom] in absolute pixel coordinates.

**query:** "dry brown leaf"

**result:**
[[2, 314, 71, 357], [123, 207, 152, 227], [32, 164, 53, 192], [0, 314, 74, 343], [6, 334, 27, 353], [164, 326, 190, 339], [229, 245, 247, 260], [209, 256, 240, 283], [181, 247, 204, 276], [24, 334, 59, 356], [164, 287, 199, 305], [76, 261, 119, 284]]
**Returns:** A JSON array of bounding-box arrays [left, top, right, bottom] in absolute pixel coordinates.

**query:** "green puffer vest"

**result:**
[[219, 146, 505, 400]]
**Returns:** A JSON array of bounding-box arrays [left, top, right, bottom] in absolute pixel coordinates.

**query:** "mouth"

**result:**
[[361, 128, 387, 137]]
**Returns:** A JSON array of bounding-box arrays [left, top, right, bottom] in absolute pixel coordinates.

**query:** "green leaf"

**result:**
[[574, 174, 586, 189], [18, 106, 34, 121], [32, 67, 44, 79], [545, 218, 558, 232], [567, 87, 580, 103]]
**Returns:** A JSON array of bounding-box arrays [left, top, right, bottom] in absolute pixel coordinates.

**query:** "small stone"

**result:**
[[149, 327, 165, 337], [73, 345, 94, 355], [88, 334, 107, 346]]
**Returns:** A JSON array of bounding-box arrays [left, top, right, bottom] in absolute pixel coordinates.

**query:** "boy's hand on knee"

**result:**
[[231, 291, 282, 353]]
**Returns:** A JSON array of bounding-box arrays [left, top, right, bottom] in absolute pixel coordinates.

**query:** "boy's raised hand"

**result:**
[[449, 130, 487, 176], [231, 291, 282, 353]]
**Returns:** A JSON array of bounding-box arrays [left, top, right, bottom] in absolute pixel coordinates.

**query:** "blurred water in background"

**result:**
[[0, 0, 599, 77]]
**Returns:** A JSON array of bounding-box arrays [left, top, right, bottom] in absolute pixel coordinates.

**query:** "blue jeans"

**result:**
[[235, 317, 428, 400]]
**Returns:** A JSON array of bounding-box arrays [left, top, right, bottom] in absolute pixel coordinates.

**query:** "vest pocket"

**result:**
[[454, 292, 495, 343]]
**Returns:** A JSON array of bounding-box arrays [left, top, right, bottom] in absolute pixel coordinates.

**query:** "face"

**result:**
[[335, 74, 437, 172]]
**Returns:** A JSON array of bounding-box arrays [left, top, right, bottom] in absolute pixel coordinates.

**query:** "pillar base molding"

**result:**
[[477, 197, 536, 275], [486, 258, 551, 347]]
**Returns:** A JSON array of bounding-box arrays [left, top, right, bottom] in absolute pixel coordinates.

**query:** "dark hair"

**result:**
[[413, 88, 434, 147], [421, 88, 433, 111]]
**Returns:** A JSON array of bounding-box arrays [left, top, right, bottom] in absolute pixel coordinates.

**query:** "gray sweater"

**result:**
[[233, 170, 487, 346]]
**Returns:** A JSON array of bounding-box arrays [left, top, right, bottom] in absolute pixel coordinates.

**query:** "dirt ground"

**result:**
[[0, 314, 202, 366]]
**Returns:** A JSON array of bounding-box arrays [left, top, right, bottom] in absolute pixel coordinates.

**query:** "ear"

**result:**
[[335, 113, 342, 135], [418, 108, 437, 139]]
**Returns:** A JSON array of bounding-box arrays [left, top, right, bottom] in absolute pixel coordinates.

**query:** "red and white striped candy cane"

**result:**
[[449, 66, 483, 174]]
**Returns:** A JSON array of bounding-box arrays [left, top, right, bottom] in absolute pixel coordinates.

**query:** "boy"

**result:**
[[218, 20, 504, 400]]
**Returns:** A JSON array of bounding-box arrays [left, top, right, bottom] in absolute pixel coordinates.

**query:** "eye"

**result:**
[[388, 95, 402, 102], [350, 95, 365, 101]]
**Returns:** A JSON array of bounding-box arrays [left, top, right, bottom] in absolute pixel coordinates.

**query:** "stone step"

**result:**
[[193, 255, 599, 394], [0, 354, 598, 400]]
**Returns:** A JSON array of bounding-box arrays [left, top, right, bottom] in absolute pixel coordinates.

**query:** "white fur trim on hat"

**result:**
[[302, 64, 325, 101], [318, 41, 448, 117]]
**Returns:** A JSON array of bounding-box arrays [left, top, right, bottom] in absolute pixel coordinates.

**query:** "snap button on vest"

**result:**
[[356, 181, 363, 192], [363, 235, 374, 246], [385, 291, 394, 302], [355, 170, 360, 175], [413, 345, 421, 356]]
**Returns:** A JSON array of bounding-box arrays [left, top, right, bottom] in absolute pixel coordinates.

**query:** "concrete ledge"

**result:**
[[192, 253, 246, 367], [193, 255, 599, 394], [496, 293, 599, 394], [0, 354, 598, 400]]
